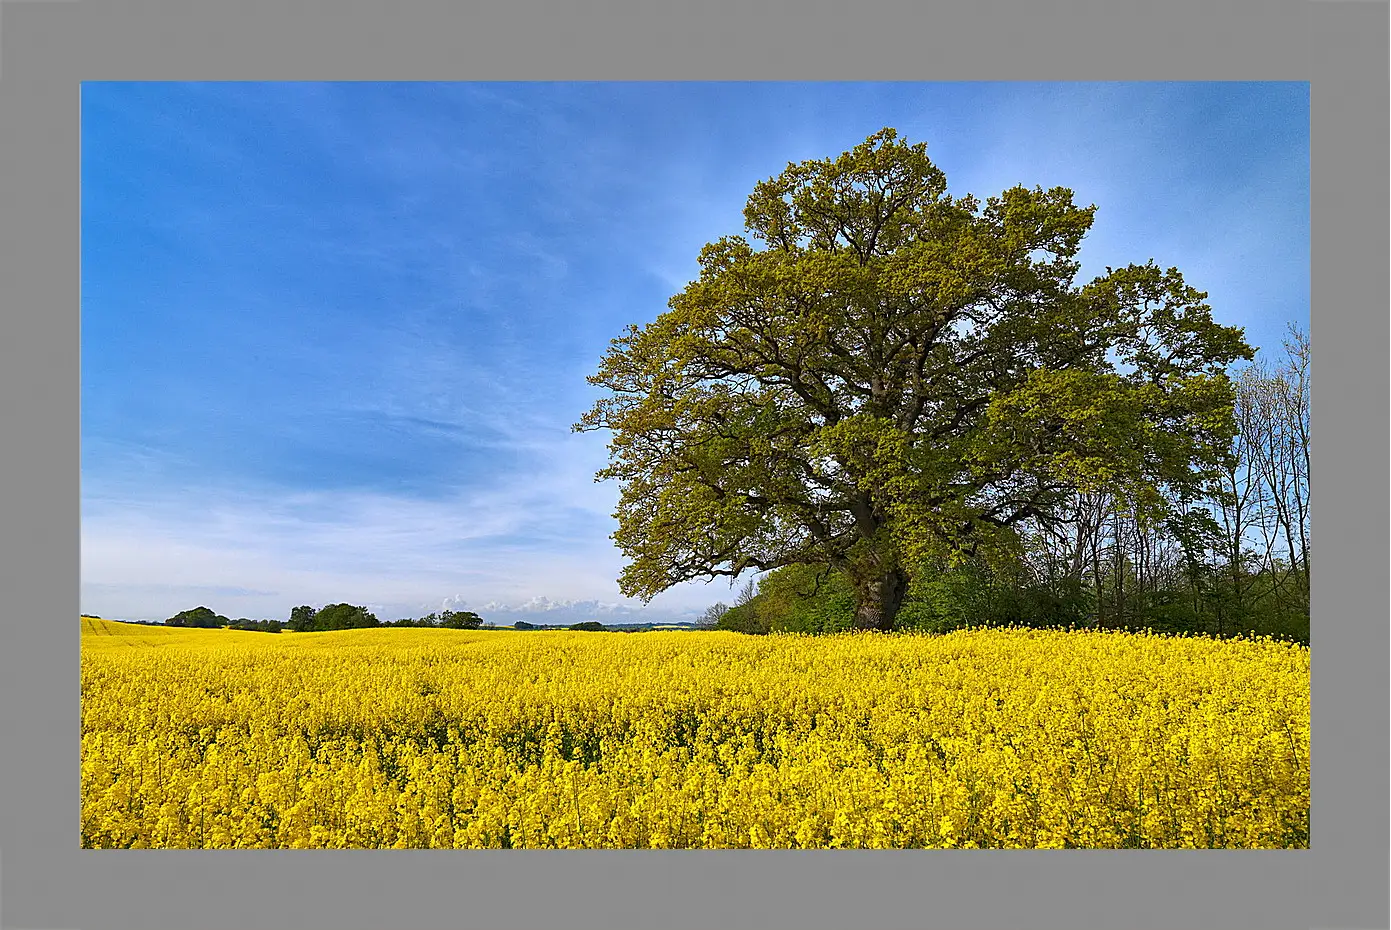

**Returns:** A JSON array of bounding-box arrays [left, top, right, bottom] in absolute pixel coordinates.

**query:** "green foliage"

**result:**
[[165, 606, 230, 629], [288, 605, 317, 632], [439, 609, 485, 630], [706, 560, 1091, 637], [513, 620, 538, 630], [168, 608, 286, 633], [286, 603, 379, 632], [578, 127, 1252, 631], [898, 562, 1090, 634], [568, 621, 607, 632], [364, 611, 487, 630], [747, 563, 857, 634], [226, 618, 284, 633], [714, 606, 769, 635]]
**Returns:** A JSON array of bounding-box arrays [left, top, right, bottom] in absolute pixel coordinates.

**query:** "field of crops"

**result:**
[[80, 617, 1309, 849]]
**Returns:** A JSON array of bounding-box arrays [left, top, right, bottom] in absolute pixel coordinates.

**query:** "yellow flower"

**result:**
[[81, 619, 1308, 849]]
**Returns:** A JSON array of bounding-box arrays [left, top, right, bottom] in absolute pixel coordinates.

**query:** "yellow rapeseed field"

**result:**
[[80, 616, 1309, 849]]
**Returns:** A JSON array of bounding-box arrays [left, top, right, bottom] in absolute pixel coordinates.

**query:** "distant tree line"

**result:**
[[708, 330, 1310, 645], [288, 605, 487, 631], [286, 603, 376, 631], [384, 609, 486, 630], [162, 605, 492, 633], [158, 604, 696, 634], [230, 618, 285, 633], [163, 606, 280, 632], [164, 606, 236, 628], [510, 620, 613, 632]]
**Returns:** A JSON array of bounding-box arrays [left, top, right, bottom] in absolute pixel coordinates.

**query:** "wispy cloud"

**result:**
[[81, 424, 723, 624]]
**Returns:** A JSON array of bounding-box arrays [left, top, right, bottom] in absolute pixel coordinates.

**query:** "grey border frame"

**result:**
[[2, 1, 1385, 929]]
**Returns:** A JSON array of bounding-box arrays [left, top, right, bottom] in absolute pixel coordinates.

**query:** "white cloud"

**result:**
[[80, 421, 729, 624], [480, 597, 639, 614]]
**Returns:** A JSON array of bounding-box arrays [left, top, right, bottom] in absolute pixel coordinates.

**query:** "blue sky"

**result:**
[[80, 81, 1310, 625]]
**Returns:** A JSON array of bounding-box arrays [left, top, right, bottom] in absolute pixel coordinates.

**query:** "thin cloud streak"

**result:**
[[81, 429, 721, 624]]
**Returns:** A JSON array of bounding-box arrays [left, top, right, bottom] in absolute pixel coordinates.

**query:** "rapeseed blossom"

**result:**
[[80, 617, 1309, 849]]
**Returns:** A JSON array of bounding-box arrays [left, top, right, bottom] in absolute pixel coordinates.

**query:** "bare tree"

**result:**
[[1244, 325, 1310, 610], [696, 602, 729, 630]]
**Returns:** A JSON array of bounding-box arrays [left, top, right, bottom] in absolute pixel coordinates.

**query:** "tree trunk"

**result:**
[[853, 567, 909, 631], [1091, 527, 1105, 629]]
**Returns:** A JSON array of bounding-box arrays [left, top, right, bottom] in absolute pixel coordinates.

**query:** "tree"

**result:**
[[165, 606, 230, 628], [228, 618, 284, 633], [715, 577, 769, 634], [288, 605, 317, 632], [746, 563, 857, 634], [1241, 325, 1309, 612], [568, 621, 606, 632], [439, 609, 485, 630], [696, 601, 729, 630], [286, 603, 379, 631], [577, 128, 1252, 631], [311, 603, 380, 630]]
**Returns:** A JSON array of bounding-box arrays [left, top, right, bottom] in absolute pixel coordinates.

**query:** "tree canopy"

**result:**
[[437, 609, 485, 630], [286, 603, 380, 632], [165, 606, 231, 628], [577, 128, 1252, 632]]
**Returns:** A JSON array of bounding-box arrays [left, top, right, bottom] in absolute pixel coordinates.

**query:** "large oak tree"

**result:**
[[576, 129, 1252, 631]]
